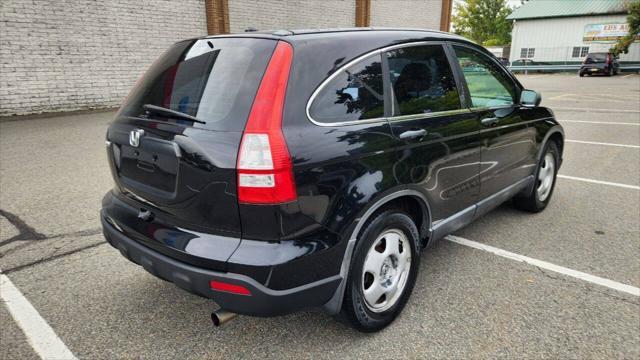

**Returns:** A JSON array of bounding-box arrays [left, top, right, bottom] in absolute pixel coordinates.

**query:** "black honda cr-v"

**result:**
[[101, 28, 564, 332]]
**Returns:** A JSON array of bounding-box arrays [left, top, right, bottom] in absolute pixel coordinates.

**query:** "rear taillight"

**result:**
[[236, 41, 296, 204]]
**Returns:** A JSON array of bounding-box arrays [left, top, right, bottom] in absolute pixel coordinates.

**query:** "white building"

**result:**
[[508, 0, 640, 65]]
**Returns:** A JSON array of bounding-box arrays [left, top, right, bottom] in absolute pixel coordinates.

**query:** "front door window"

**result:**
[[453, 46, 516, 108]]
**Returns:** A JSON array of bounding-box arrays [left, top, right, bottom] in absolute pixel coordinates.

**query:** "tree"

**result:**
[[610, 0, 640, 55], [452, 0, 513, 46]]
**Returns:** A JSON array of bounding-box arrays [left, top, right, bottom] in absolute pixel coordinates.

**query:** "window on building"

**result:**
[[572, 46, 590, 58], [386, 45, 461, 116], [527, 48, 535, 58], [309, 54, 385, 123], [520, 48, 528, 58], [520, 48, 535, 59], [453, 46, 516, 108], [581, 46, 589, 57], [571, 47, 580, 58]]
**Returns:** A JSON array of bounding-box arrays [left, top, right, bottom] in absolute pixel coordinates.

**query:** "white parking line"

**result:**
[[446, 236, 640, 297], [0, 272, 77, 360], [558, 175, 640, 190], [553, 107, 640, 113], [566, 139, 640, 149], [561, 120, 640, 126]]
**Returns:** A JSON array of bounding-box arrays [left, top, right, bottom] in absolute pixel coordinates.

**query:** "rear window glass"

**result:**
[[309, 54, 385, 123], [587, 53, 607, 61], [386, 45, 461, 116], [117, 38, 277, 131]]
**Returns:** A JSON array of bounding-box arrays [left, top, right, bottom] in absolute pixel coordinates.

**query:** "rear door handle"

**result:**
[[399, 129, 427, 140], [481, 117, 500, 127]]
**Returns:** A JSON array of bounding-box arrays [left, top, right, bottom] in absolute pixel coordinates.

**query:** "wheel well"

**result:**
[[549, 132, 564, 156], [363, 195, 430, 246], [547, 131, 564, 167]]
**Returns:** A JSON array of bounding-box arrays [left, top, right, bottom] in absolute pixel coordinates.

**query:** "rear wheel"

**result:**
[[339, 210, 420, 332], [513, 142, 559, 212]]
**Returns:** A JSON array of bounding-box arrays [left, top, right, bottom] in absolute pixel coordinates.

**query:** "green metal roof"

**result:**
[[507, 0, 628, 20]]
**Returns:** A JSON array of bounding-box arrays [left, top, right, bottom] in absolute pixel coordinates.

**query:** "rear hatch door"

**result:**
[[105, 37, 278, 266]]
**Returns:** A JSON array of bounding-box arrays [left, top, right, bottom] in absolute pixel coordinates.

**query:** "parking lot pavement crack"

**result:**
[[0, 209, 46, 245], [535, 267, 640, 306], [47, 228, 103, 240], [1, 241, 107, 275], [0, 227, 103, 258]]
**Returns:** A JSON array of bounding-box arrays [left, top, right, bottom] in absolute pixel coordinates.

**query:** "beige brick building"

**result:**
[[0, 0, 452, 117]]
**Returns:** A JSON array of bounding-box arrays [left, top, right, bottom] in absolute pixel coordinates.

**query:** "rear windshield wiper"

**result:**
[[142, 104, 207, 124]]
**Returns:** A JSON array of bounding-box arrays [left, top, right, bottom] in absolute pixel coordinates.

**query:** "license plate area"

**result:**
[[119, 139, 179, 194]]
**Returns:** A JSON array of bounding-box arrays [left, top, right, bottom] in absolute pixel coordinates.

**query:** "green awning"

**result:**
[[507, 0, 628, 21]]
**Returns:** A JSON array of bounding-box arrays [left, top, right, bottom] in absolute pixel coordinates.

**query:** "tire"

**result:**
[[339, 209, 420, 332], [513, 141, 559, 213], [579, 72, 584, 77]]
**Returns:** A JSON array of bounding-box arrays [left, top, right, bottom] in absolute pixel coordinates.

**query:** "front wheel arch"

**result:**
[[548, 132, 564, 163]]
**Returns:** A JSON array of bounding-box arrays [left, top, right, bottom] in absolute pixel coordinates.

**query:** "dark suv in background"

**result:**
[[101, 28, 564, 332], [579, 52, 619, 76]]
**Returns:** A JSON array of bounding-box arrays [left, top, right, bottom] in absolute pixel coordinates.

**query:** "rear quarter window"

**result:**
[[308, 54, 385, 124]]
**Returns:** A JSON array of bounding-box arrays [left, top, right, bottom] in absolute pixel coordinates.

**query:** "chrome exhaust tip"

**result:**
[[211, 309, 237, 326]]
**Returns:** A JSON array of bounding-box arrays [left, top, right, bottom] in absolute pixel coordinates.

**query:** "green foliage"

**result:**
[[452, 0, 513, 46], [611, 0, 640, 55]]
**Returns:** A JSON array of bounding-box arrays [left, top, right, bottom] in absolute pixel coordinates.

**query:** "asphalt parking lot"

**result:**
[[1, 73, 639, 359]]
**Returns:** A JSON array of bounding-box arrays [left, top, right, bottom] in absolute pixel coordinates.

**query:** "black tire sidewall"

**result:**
[[344, 210, 420, 331]]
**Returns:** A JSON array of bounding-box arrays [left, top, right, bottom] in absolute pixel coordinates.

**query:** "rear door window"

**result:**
[[386, 45, 461, 116], [309, 54, 385, 123], [117, 38, 277, 131], [453, 45, 516, 108]]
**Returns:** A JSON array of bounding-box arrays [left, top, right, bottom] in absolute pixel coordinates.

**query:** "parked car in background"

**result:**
[[100, 28, 564, 332], [510, 59, 553, 73], [579, 52, 619, 77]]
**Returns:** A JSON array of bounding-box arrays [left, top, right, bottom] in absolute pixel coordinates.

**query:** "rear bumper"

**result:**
[[580, 65, 610, 73], [101, 214, 341, 316]]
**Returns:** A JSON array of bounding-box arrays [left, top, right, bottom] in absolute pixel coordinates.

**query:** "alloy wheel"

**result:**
[[361, 229, 412, 313]]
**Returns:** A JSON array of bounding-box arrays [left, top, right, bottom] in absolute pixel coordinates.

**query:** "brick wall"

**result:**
[[228, 0, 355, 34], [370, 0, 441, 30], [0, 0, 446, 117], [0, 0, 207, 117]]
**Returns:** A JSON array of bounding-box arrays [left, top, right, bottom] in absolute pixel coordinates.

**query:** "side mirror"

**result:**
[[520, 89, 541, 107]]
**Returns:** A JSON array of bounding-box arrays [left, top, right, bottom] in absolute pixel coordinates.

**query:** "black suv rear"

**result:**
[[579, 52, 619, 76], [101, 29, 563, 331]]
